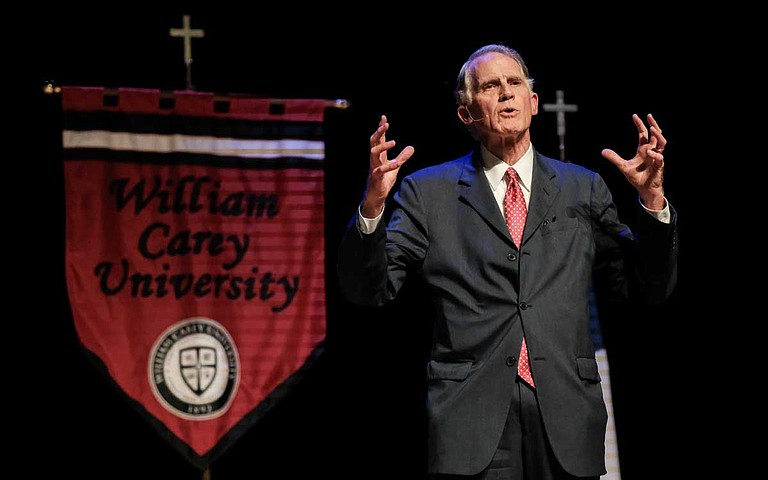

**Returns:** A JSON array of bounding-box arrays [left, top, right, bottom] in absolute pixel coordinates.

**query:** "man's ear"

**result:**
[[457, 105, 472, 125], [530, 92, 539, 116]]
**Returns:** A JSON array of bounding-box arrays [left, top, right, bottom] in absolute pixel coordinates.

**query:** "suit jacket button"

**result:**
[[506, 356, 516, 367], [520, 302, 529, 310], [507, 253, 517, 261]]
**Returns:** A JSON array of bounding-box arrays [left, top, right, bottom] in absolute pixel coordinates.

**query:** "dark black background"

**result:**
[[25, 7, 717, 479]]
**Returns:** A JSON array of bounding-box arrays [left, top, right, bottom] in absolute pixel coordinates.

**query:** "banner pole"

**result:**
[[41, 81, 349, 109]]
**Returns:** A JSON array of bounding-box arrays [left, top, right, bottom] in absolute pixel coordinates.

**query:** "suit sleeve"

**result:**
[[632, 201, 679, 305], [591, 173, 678, 307], [336, 175, 429, 306]]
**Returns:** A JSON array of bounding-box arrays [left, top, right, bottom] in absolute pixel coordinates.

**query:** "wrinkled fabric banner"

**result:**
[[61, 87, 327, 469]]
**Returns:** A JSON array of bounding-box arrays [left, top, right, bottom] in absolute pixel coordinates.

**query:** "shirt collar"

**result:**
[[480, 143, 534, 193]]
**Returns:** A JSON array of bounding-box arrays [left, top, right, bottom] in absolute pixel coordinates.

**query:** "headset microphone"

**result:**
[[462, 106, 489, 123]]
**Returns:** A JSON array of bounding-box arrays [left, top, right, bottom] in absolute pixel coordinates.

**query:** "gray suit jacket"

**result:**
[[337, 149, 678, 476]]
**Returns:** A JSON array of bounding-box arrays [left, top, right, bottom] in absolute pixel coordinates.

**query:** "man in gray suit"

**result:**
[[337, 44, 678, 480]]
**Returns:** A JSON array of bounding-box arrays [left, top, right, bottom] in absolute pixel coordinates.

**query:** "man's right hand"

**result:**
[[361, 115, 415, 218]]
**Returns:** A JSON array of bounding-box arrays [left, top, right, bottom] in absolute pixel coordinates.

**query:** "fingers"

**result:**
[[642, 122, 665, 173], [648, 114, 667, 154], [633, 113, 649, 145], [647, 113, 661, 133], [639, 113, 666, 147], [393, 145, 415, 168], [371, 139, 395, 154], [370, 116, 393, 167], [375, 144, 415, 169], [370, 115, 389, 150], [647, 148, 665, 171], [648, 127, 665, 153], [601, 148, 625, 169], [369, 115, 414, 173]]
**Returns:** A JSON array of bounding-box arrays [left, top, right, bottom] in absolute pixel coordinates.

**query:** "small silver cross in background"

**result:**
[[542, 90, 578, 162]]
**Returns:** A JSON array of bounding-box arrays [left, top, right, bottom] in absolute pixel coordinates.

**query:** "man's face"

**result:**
[[466, 52, 539, 141]]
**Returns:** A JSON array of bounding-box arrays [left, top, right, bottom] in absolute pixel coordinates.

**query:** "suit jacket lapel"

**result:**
[[524, 152, 559, 245], [457, 151, 514, 246], [456, 150, 561, 248]]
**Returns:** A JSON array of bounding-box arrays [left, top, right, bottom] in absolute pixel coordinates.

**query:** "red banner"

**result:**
[[61, 87, 327, 468]]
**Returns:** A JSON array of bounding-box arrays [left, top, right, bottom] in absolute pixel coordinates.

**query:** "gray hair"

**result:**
[[454, 44, 535, 107]]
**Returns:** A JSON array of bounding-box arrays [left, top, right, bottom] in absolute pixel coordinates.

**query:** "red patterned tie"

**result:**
[[504, 167, 535, 388]]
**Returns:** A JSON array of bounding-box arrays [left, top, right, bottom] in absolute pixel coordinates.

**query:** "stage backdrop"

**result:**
[[61, 86, 327, 469]]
